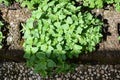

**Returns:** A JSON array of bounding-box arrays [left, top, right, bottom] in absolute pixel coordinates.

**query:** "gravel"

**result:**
[[0, 62, 41, 80], [0, 62, 120, 80]]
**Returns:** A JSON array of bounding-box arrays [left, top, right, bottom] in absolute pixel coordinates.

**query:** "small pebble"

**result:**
[[76, 77, 80, 80], [56, 78, 62, 80]]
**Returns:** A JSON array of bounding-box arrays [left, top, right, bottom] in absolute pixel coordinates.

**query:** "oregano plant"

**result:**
[[15, 0, 42, 9], [76, 0, 120, 12], [0, 0, 12, 6], [22, 0, 102, 77]]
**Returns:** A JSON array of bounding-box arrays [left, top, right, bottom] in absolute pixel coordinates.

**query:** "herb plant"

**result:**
[[15, 0, 41, 9], [22, 0, 102, 76], [1, 0, 120, 11], [0, 0, 14, 6], [76, 0, 120, 11], [105, 0, 120, 11], [0, 0, 10, 6]]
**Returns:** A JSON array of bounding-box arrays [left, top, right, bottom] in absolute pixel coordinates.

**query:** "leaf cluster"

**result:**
[[0, 0, 120, 12], [0, 0, 12, 6], [23, 0, 102, 77], [76, 0, 120, 12], [15, 0, 42, 10]]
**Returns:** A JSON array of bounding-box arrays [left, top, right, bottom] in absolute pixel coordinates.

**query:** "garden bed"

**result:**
[[0, 1, 120, 79], [0, 5, 120, 64]]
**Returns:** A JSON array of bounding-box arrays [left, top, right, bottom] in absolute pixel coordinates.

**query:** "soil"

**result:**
[[0, 7, 31, 50], [92, 7, 120, 51], [0, 3, 31, 61]]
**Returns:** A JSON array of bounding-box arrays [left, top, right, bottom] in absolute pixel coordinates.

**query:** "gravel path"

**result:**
[[0, 62, 120, 80]]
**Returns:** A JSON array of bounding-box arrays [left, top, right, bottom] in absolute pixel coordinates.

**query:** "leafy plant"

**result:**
[[76, 0, 120, 11], [1, 0, 120, 12], [22, 0, 102, 77], [0, 0, 40, 9], [0, 21, 3, 49], [105, 0, 120, 11], [82, 0, 103, 8], [113, 0, 120, 12], [15, 0, 41, 9], [0, 0, 10, 6], [0, 0, 15, 6]]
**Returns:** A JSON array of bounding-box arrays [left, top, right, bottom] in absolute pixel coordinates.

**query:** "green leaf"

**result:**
[[24, 30, 31, 38], [86, 13, 93, 20], [66, 17, 73, 24], [106, 0, 114, 4], [91, 41, 95, 46], [72, 15, 78, 21], [62, 24, 69, 31], [46, 45, 53, 53], [24, 45, 31, 59], [56, 44, 62, 51], [95, 0, 103, 8], [36, 52, 46, 60], [54, 22, 61, 28], [89, 0, 95, 8], [32, 10, 42, 19], [40, 34, 45, 43], [49, 14, 58, 21], [56, 2, 65, 9], [76, 27, 83, 34], [31, 30, 39, 38], [47, 59, 56, 67], [57, 36, 63, 42], [24, 45, 31, 53], [48, 1, 55, 6], [74, 44, 82, 50], [33, 38, 38, 45], [0, 21, 3, 27], [66, 3, 76, 12], [24, 53, 31, 59], [35, 61, 47, 70], [53, 7, 58, 13], [31, 47, 39, 54], [43, 5, 48, 11], [41, 44, 47, 52], [26, 18, 34, 29], [59, 14, 66, 20], [118, 36, 120, 40], [63, 9, 72, 15], [21, 1, 34, 9], [25, 37, 33, 45], [115, 3, 120, 12]]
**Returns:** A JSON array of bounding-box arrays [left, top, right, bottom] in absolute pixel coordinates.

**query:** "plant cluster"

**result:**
[[22, 0, 102, 76], [0, 0, 11, 6], [0, 21, 3, 49], [76, 0, 120, 11], [0, 0, 120, 11], [0, 0, 46, 9], [15, 0, 42, 9]]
